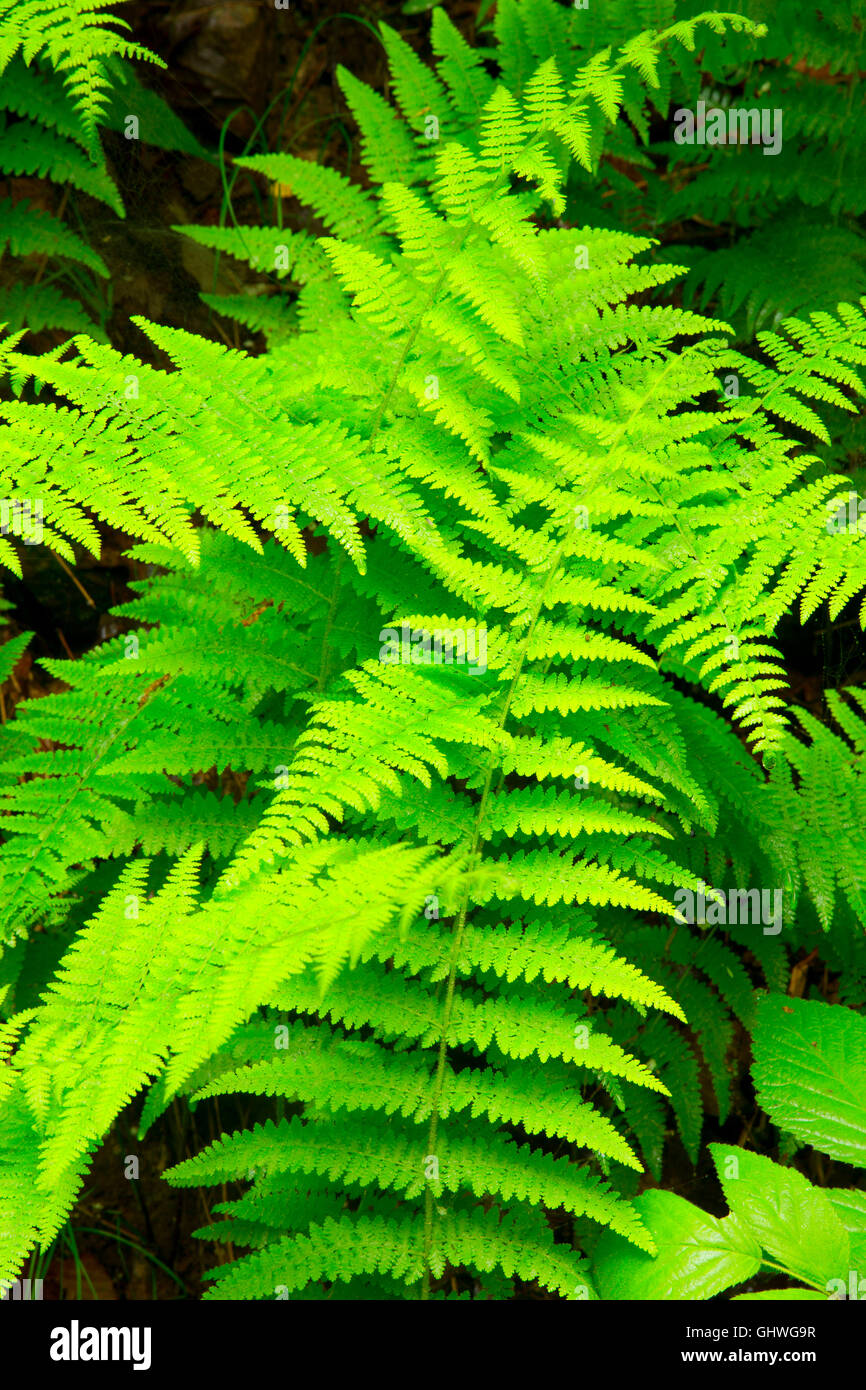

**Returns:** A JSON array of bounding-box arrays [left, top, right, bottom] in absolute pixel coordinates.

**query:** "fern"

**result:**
[[0, 0, 161, 148], [0, 16, 202, 337], [0, 0, 864, 1304]]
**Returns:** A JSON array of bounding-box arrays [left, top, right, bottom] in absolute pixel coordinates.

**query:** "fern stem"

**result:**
[[420, 542, 569, 1299], [368, 262, 454, 441], [418, 342, 727, 1293], [316, 553, 345, 692]]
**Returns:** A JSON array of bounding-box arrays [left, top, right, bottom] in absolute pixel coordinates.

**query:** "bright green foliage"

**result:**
[[0, 1, 864, 1303], [593, 1186, 764, 1300], [594, 1147, 850, 1300], [753, 995, 866, 1167], [465, 0, 866, 479], [177, 6, 768, 342], [595, 999, 866, 1300], [0, 57, 118, 338], [478, 0, 866, 338], [0, 0, 160, 148], [661, 0, 866, 339], [0, 8, 203, 338]]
